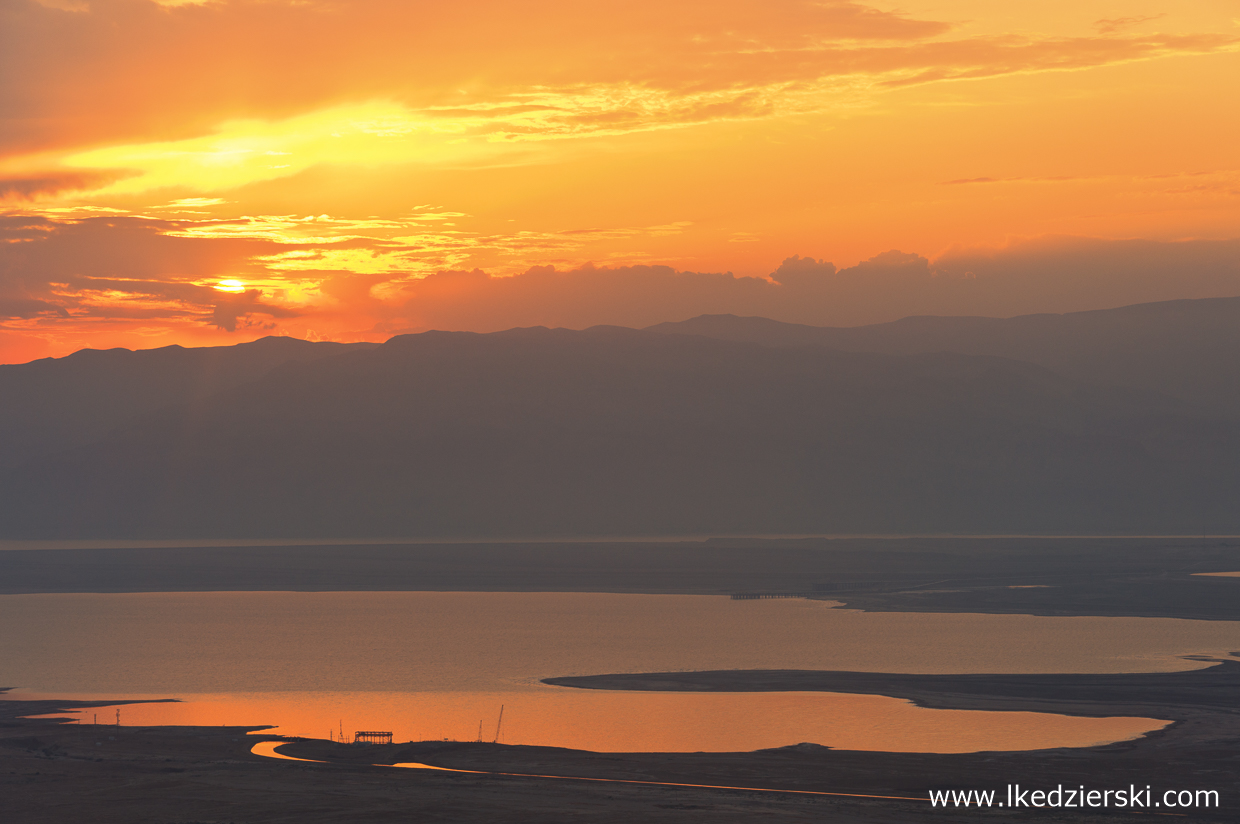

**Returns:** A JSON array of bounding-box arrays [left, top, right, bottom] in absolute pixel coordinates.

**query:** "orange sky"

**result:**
[[1, 0, 1238, 362]]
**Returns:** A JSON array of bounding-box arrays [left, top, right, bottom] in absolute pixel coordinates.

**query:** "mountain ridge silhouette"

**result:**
[[2, 297, 1238, 538]]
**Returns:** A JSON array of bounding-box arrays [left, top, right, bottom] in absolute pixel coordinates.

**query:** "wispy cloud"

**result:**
[[5, 2, 1236, 197], [1094, 14, 1167, 35], [0, 170, 135, 200]]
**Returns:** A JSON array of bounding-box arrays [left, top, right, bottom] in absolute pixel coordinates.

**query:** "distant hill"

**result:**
[[648, 296, 1240, 418], [0, 337, 378, 472], [0, 322, 1237, 538]]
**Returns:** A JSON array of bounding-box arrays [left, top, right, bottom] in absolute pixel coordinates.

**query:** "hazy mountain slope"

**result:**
[[0, 337, 379, 471], [648, 296, 1240, 417], [2, 326, 1235, 538]]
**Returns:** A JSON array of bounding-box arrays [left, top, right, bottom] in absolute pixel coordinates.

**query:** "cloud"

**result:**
[[44, 21, 1240, 197], [0, 296, 67, 319], [0, 215, 284, 326], [871, 33, 1236, 89], [0, 170, 132, 200], [0, 0, 958, 157], [769, 254, 836, 285], [0, 209, 702, 332], [931, 236, 1240, 315], [3, 0, 1235, 177], [0, 214, 275, 283], [377, 237, 1240, 332], [382, 263, 771, 332], [210, 288, 299, 332], [1094, 15, 1167, 35]]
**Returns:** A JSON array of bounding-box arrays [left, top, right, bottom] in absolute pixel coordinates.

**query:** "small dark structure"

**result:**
[[353, 731, 393, 745]]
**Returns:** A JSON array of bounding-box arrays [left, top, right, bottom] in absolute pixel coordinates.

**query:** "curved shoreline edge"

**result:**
[[541, 657, 1240, 720]]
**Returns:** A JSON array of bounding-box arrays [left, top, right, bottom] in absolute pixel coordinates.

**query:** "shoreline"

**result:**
[[542, 657, 1240, 718], [6, 533, 1240, 552], [3, 536, 1238, 621]]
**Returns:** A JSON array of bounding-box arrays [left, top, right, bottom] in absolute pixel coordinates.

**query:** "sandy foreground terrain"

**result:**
[[5, 659, 1238, 824]]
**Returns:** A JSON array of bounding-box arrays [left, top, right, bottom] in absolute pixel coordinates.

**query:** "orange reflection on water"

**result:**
[[27, 689, 1168, 754], [249, 740, 324, 762]]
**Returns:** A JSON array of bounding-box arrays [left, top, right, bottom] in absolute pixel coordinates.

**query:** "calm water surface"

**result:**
[[30, 689, 1167, 754], [6, 592, 1238, 752]]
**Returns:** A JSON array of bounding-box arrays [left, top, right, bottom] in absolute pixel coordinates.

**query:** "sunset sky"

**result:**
[[2, 0, 1238, 362]]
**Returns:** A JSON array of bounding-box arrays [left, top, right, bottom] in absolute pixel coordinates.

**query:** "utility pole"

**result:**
[[492, 705, 504, 744]]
